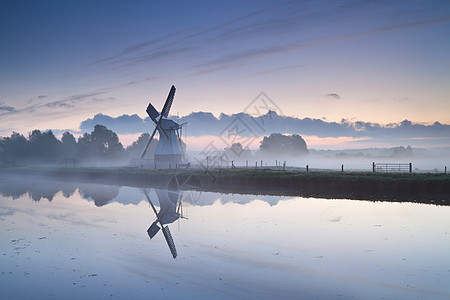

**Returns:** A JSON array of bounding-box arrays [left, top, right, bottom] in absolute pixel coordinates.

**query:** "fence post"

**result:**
[[246, 160, 248, 168], [283, 161, 286, 171], [409, 162, 412, 174], [341, 164, 344, 172], [372, 162, 375, 173], [445, 166, 447, 174], [255, 162, 257, 169], [306, 165, 309, 172]]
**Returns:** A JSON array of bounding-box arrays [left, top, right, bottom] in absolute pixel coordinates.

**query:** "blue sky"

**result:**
[[1, 0, 450, 147]]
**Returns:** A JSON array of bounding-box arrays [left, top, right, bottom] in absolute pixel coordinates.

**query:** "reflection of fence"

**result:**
[[373, 162, 412, 173]]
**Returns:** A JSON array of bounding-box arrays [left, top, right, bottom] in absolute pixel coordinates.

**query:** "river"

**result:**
[[1, 175, 449, 299]]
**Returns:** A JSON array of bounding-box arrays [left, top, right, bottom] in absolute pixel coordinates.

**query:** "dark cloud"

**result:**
[[87, 31, 184, 66], [80, 113, 146, 134], [44, 92, 107, 109], [327, 93, 340, 99], [82, 1, 450, 79], [78, 111, 450, 147], [121, 76, 158, 87], [0, 104, 16, 113]]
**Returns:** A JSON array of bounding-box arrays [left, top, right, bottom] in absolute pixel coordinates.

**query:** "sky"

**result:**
[[1, 0, 450, 149]]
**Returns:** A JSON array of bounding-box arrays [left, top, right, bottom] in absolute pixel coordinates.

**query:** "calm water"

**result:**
[[1, 175, 449, 299]]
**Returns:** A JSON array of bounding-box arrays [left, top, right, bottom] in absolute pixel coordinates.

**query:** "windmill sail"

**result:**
[[138, 85, 186, 166], [162, 226, 177, 258], [146, 103, 160, 123], [147, 221, 160, 239], [143, 188, 180, 259], [161, 85, 176, 118]]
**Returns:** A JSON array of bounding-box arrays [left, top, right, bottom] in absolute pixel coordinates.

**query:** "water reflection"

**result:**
[[0, 175, 77, 201], [1, 174, 450, 299], [0, 174, 199, 259], [0, 174, 283, 207], [144, 189, 182, 258]]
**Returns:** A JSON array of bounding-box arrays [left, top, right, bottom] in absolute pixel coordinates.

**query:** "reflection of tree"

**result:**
[[60, 184, 77, 198], [28, 185, 60, 202], [0, 176, 79, 202], [0, 176, 28, 199], [78, 184, 120, 207]]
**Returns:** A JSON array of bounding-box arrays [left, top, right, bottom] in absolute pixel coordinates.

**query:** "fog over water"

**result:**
[[1, 175, 449, 299]]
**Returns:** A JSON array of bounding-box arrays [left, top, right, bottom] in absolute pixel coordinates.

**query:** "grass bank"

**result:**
[[1, 166, 449, 205]]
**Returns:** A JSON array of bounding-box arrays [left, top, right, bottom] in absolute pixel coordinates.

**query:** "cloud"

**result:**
[[78, 111, 450, 148], [190, 3, 450, 77], [0, 104, 16, 113], [326, 93, 340, 99], [44, 91, 107, 109], [120, 76, 158, 87], [79, 113, 146, 134], [86, 31, 184, 66], [81, 1, 450, 82]]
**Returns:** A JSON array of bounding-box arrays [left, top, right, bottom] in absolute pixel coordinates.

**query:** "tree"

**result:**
[[2, 132, 29, 163], [259, 133, 308, 156], [77, 125, 124, 160], [224, 142, 252, 160], [125, 133, 158, 158], [61, 132, 77, 160], [392, 145, 413, 157], [28, 130, 62, 163]]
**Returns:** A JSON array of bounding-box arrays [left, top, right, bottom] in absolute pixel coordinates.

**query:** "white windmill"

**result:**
[[140, 85, 186, 167]]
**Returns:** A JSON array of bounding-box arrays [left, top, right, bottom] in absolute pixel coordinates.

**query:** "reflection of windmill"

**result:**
[[141, 85, 186, 166], [142, 175, 201, 258], [143, 188, 184, 259]]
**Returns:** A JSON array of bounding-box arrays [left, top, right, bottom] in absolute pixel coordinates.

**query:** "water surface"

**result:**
[[1, 176, 449, 299]]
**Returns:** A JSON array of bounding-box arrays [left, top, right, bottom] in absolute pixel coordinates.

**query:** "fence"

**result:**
[[373, 162, 412, 173]]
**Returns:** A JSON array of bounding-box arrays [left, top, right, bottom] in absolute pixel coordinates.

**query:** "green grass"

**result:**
[[1, 165, 449, 185]]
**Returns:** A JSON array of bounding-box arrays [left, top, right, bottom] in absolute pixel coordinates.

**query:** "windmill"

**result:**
[[142, 175, 201, 258], [143, 188, 183, 259], [140, 85, 186, 166]]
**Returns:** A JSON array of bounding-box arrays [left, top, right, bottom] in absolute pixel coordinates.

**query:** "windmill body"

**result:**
[[154, 118, 183, 163], [137, 85, 187, 168]]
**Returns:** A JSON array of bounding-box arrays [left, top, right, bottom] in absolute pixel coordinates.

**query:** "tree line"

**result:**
[[0, 125, 308, 166], [0, 125, 155, 166]]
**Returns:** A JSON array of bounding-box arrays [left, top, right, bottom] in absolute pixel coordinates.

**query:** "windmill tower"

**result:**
[[140, 85, 186, 167]]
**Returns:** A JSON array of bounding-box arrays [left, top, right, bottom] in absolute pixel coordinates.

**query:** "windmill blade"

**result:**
[[143, 189, 158, 214], [147, 221, 160, 239], [160, 85, 176, 118], [140, 126, 158, 159], [143, 191, 162, 239], [143, 189, 178, 259], [161, 226, 177, 258], [146, 103, 160, 123]]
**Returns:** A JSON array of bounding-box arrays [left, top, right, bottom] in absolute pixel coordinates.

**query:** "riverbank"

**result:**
[[1, 166, 449, 205]]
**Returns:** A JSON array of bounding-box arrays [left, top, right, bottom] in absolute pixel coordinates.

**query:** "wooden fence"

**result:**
[[373, 162, 412, 173]]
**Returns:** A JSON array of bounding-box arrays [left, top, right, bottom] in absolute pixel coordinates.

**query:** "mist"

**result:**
[[1, 121, 449, 172]]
